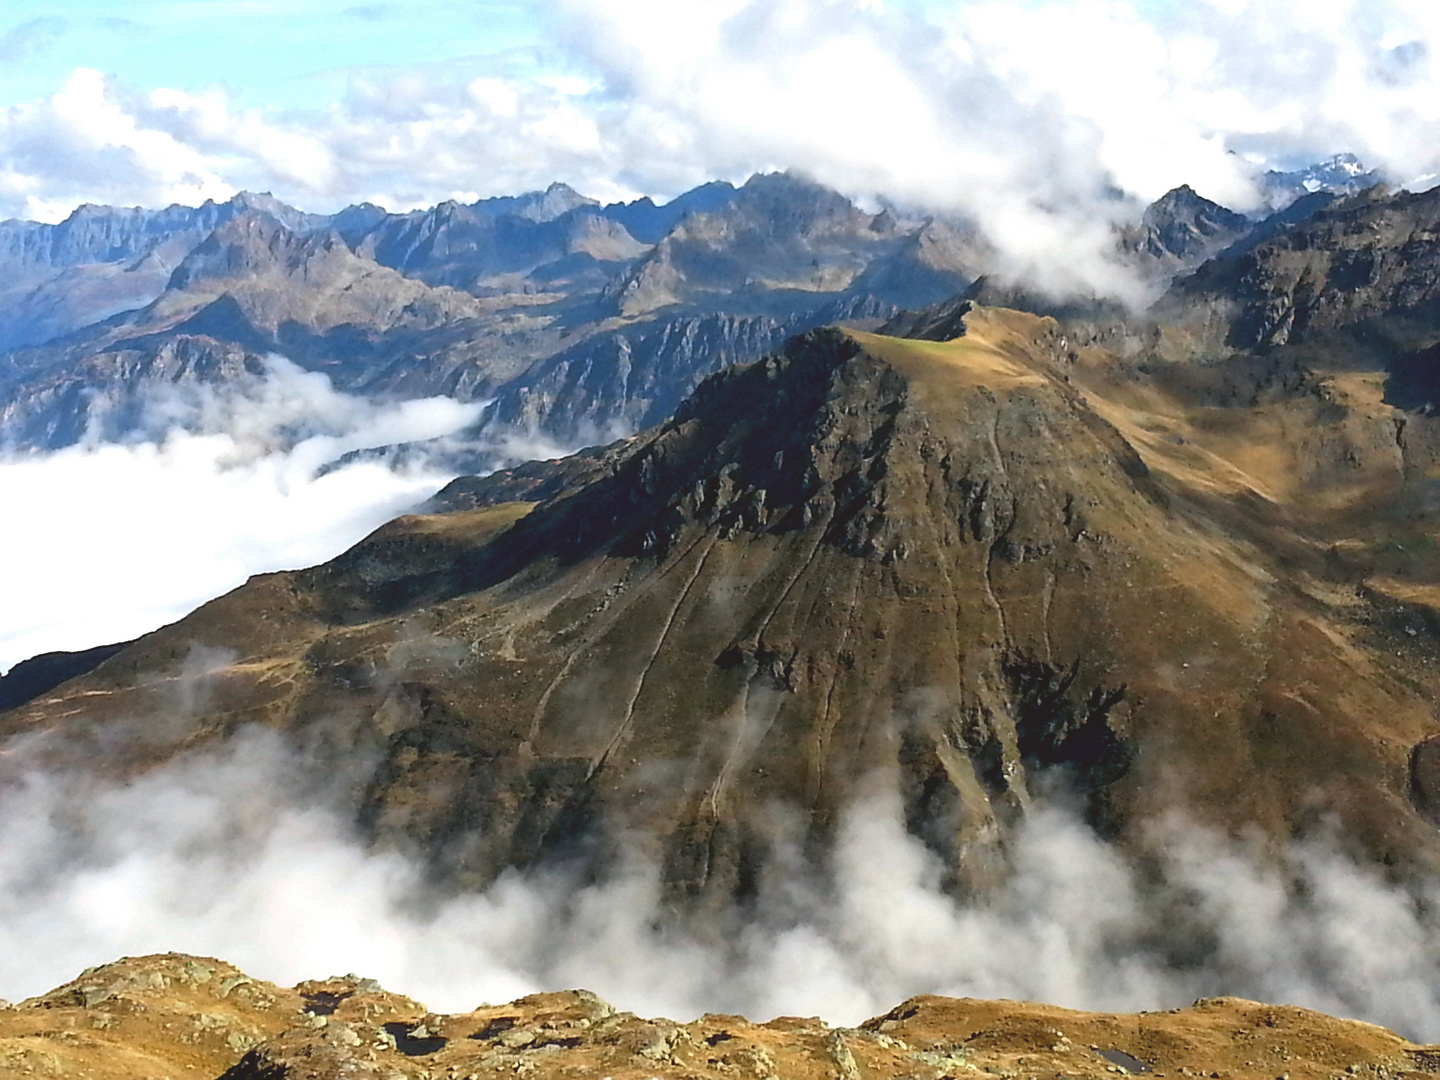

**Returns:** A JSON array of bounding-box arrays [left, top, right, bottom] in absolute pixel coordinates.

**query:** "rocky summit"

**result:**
[[4, 952, 1440, 1080]]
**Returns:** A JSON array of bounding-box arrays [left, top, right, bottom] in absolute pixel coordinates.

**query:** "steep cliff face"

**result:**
[[0, 335, 268, 447], [480, 294, 894, 444], [12, 305, 1440, 908], [0, 196, 292, 351]]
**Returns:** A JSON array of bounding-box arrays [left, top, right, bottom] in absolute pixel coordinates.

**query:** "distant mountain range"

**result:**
[[0, 160, 1385, 456]]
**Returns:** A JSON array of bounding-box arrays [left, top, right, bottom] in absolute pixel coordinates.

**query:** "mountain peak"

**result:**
[[1143, 184, 1238, 224], [1121, 185, 1249, 270], [470, 182, 599, 223], [1261, 153, 1384, 209]]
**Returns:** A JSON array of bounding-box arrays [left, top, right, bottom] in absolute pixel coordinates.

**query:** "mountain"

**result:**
[[1117, 184, 1252, 277], [1261, 152, 1384, 210], [1165, 182, 1440, 356], [478, 293, 893, 445], [472, 180, 599, 222], [9, 164, 1378, 460], [349, 196, 647, 292], [0, 640, 132, 712], [598, 179, 738, 243], [605, 173, 981, 316], [10, 953, 1436, 1080], [0, 192, 322, 352], [0, 212, 518, 444], [12, 302, 1440, 908]]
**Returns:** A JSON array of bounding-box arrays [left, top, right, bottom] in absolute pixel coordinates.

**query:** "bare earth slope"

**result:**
[[5, 953, 1440, 1080], [9, 304, 1440, 905]]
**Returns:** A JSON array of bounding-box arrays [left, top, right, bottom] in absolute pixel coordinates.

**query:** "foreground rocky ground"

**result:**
[[3, 953, 1438, 1080]]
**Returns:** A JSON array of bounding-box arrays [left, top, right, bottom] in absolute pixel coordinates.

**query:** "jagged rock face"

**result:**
[[160, 213, 484, 333], [0, 214, 537, 443], [476, 181, 600, 223], [8, 953, 1434, 1080], [0, 194, 326, 351], [0, 198, 263, 272], [480, 295, 894, 444], [354, 200, 646, 291], [1118, 185, 1252, 277], [0, 335, 267, 447], [1169, 184, 1440, 353], [14, 305, 1440, 905]]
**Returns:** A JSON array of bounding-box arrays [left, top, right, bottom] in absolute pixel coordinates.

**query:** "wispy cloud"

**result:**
[[0, 16, 67, 63], [0, 355, 485, 673]]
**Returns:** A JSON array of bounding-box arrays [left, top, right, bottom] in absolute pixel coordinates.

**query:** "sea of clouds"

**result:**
[[0, 355, 489, 673], [3, 720, 1440, 1040]]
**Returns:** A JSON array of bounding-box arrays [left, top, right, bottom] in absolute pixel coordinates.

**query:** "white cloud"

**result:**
[[0, 68, 235, 221], [0, 355, 485, 673], [3, 2, 1440, 281]]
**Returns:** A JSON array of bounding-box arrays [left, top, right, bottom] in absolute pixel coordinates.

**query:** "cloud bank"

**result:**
[[0, 355, 486, 673], [3, 0, 1440, 292], [3, 722, 1440, 1039]]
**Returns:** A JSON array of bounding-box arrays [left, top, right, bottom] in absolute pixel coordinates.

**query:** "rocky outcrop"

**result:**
[[6, 953, 1438, 1080], [477, 300, 892, 444]]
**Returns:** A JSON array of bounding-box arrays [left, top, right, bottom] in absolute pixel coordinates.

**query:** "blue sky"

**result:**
[[0, 1, 546, 110], [0, 0, 1183, 112]]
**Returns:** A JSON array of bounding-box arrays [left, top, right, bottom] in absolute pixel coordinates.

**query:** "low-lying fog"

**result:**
[[0, 357, 489, 673], [2, 722, 1439, 1038]]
